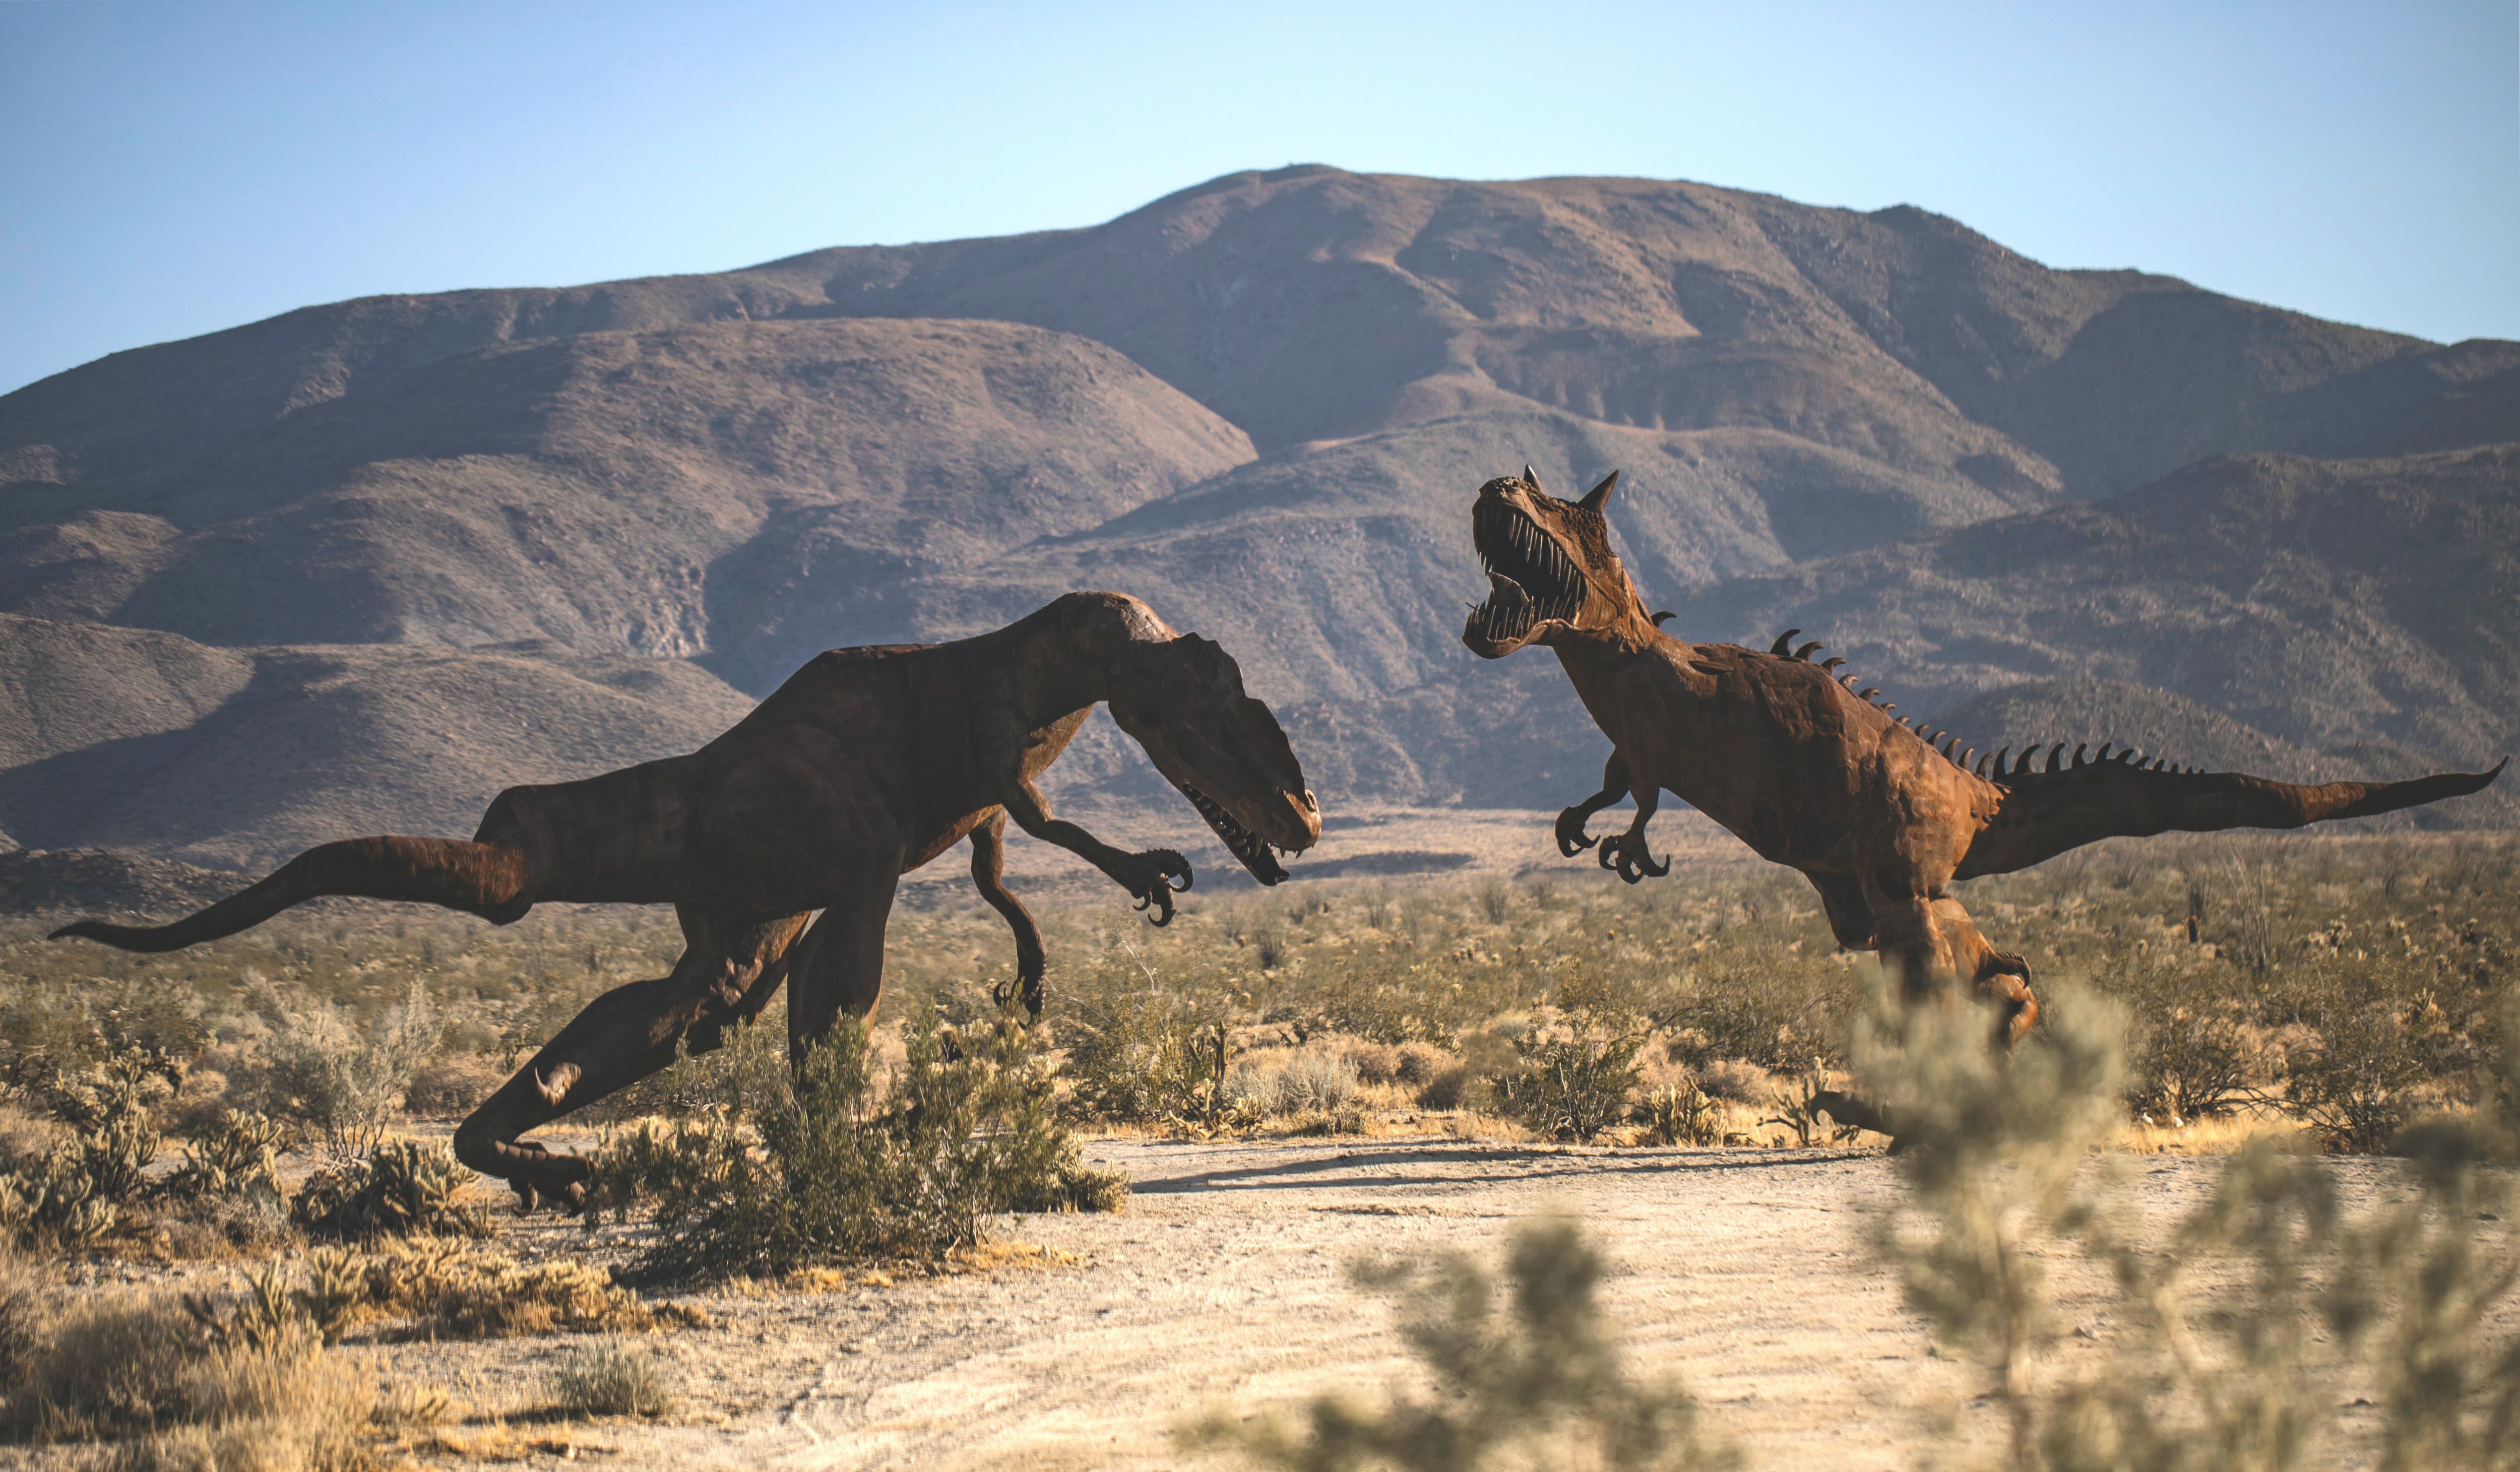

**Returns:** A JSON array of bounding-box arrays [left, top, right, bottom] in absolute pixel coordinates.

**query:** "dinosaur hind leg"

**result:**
[[1931, 895, 2037, 1046], [453, 908, 810, 1211], [1596, 787, 1672, 885], [968, 812, 1047, 1020], [784, 863, 904, 1065]]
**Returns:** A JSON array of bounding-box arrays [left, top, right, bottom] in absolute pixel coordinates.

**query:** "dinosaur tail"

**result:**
[[50, 836, 537, 952], [1954, 745, 2507, 879]]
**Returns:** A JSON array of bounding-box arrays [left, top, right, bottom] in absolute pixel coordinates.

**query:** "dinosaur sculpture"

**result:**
[[53, 592, 1320, 1208], [1462, 468, 2505, 1039]]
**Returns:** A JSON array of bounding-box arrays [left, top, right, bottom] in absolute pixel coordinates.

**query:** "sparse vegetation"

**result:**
[[586, 1006, 1123, 1279], [1191, 1216, 1736, 1470], [549, 1336, 675, 1419]]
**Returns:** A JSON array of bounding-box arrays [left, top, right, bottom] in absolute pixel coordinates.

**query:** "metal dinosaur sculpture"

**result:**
[[1461, 468, 2506, 1040], [53, 591, 1320, 1208]]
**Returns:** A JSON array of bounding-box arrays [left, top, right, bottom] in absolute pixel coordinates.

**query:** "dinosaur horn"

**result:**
[[1792, 641, 1823, 662], [1523, 465, 1541, 488], [49, 836, 535, 953], [1771, 628, 1801, 656], [1579, 470, 1620, 512]]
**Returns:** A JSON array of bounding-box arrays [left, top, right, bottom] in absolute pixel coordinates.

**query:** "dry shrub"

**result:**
[[548, 1336, 673, 1418], [1691, 1059, 1771, 1104], [287, 1236, 680, 1341], [1637, 1081, 1723, 1147], [292, 1139, 486, 1242], [1393, 1043, 1450, 1087], [401, 1053, 503, 1117], [1865, 981, 2520, 1471], [588, 1009, 1119, 1279], [1413, 1063, 1473, 1111], [3, 1289, 376, 1470], [242, 982, 442, 1150], [1191, 1217, 1734, 1470], [1346, 1042, 1401, 1086]]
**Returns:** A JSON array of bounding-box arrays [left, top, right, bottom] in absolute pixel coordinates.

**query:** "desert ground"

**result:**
[[18, 1136, 2464, 1471]]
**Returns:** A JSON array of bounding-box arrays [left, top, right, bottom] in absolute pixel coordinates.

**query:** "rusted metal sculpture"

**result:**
[[56, 592, 1320, 1207], [1462, 468, 2504, 1040]]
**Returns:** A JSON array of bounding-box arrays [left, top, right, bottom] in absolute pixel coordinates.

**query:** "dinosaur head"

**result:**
[[1108, 633, 1321, 886], [1462, 468, 1653, 658]]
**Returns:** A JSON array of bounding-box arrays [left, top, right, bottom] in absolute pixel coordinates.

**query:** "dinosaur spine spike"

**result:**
[[1858, 687, 1880, 701], [1523, 464, 1541, 488], [1941, 735, 1963, 759], [2096, 742, 2114, 763], [1819, 656, 1847, 672], [1792, 641, 1823, 662], [2045, 743, 2066, 773], [1958, 746, 1975, 770], [1650, 611, 1676, 626], [2151, 757, 2167, 770], [1771, 628, 1801, 657], [2072, 743, 2090, 768], [1986, 747, 2008, 775], [1838, 674, 1859, 689], [2119, 748, 2141, 765], [2013, 748, 2033, 775]]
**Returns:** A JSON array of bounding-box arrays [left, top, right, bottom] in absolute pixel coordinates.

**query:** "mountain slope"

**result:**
[[0, 166, 2513, 858], [0, 614, 757, 869], [1665, 445, 2520, 783]]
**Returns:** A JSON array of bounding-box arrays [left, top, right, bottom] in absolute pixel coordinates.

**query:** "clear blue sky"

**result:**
[[3, 1, 2514, 396]]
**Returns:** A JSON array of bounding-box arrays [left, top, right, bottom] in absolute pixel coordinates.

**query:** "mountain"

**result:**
[[0, 614, 755, 869], [1662, 445, 2520, 824], [1, 165, 2514, 862]]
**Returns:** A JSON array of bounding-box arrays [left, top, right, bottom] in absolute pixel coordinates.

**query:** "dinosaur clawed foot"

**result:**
[[991, 969, 1047, 1023], [1554, 805, 1602, 857], [1596, 830, 1671, 884], [1114, 849, 1192, 926]]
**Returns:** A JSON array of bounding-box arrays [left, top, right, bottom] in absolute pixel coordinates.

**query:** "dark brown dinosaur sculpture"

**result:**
[[53, 592, 1320, 1208], [1462, 468, 2505, 1040]]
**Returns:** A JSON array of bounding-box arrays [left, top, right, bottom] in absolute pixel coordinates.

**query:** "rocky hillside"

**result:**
[[1, 165, 2513, 858]]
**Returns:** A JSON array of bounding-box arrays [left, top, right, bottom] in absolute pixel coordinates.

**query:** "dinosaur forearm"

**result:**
[[1001, 779, 1132, 876]]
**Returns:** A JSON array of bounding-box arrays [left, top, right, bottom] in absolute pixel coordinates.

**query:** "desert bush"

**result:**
[[2276, 953, 2441, 1154], [1347, 1042, 1401, 1086], [1191, 1217, 1734, 1470], [1864, 975, 2520, 1471], [1271, 1050, 1359, 1115], [164, 1110, 288, 1206], [5, 1280, 385, 1468], [1690, 1059, 1770, 1104], [550, 1336, 674, 1418], [292, 1138, 486, 1242], [1658, 937, 1856, 1073], [588, 1009, 1120, 1278], [1413, 1063, 1473, 1111], [402, 1052, 503, 1117], [1059, 943, 1233, 1124], [0, 1045, 178, 1248], [1492, 971, 1648, 1143], [1636, 1081, 1722, 1147], [246, 981, 442, 1150], [1393, 1043, 1450, 1086]]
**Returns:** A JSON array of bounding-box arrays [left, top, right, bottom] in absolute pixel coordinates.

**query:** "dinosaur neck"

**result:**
[[996, 602, 1166, 729]]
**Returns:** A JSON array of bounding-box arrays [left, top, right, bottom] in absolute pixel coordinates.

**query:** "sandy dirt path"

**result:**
[[374, 1139, 2437, 1471]]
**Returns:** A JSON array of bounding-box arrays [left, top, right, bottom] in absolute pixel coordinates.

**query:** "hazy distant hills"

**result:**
[[2, 164, 2514, 866]]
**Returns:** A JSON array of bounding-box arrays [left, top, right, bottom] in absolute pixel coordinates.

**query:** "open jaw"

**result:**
[[1173, 781, 1293, 885], [1465, 499, 1587, 647]]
